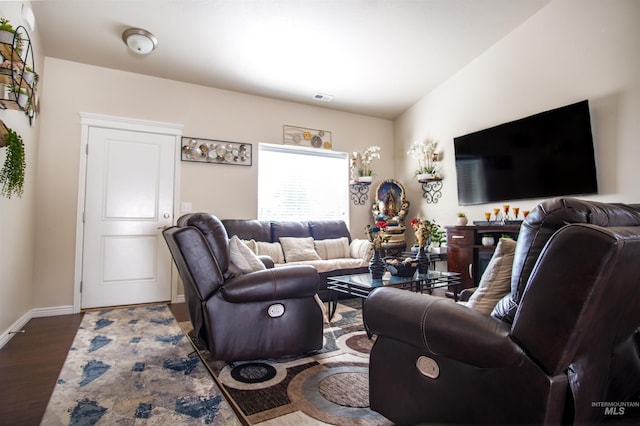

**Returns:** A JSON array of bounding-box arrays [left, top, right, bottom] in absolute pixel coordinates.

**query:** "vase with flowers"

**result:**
[[410, 217, 433, 273], [351, 145, 381, 183], [407, 139, 441, 181], [366, 221, 390, 278]]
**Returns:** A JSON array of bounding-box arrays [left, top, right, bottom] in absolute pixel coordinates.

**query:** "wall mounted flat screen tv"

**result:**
[[453, 100, 598, 205]]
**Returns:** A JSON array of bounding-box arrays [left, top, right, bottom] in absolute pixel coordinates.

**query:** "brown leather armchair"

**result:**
[[364, 198, 640, 425], [163, 213, 323, 362]]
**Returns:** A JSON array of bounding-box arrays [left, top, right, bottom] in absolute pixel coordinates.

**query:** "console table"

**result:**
[[445, 224, 520, 291]]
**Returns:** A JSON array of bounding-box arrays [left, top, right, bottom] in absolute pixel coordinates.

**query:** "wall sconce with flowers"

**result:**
[[407, 139, 443, 203], [349, 145, 382, 205]]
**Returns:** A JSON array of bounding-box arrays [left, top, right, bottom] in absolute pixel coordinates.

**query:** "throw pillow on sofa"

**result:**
[[229, 235, 267, 273], [240, 239, 257, 253], [350, 239, 373, 260], [280, 237, 322, 262], [461, 237, 516, 315], [314, 237, 350, 260], [255, 241, 285, 264]]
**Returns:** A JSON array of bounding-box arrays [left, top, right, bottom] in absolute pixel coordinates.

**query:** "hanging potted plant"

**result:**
[[407, 138, 441, 181], [0, 18, 16, 45], [0, 125, 26, 198], [22, 65, 37, 88]]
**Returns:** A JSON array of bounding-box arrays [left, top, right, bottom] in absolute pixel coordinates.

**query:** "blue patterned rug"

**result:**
[[41, 305, 242, 425]]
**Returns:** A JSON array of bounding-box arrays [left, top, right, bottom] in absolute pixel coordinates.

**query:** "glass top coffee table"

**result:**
[[326, 270, 461, 322]]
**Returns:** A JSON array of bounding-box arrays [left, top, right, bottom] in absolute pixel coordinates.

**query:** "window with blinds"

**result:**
[[258, 143, 349, 223]]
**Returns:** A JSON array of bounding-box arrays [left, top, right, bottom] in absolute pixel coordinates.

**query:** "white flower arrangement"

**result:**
[[407, 139, 440, 177], [351, 145, 381, 178]]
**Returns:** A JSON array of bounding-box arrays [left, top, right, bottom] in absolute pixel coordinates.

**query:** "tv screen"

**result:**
[[453, 100, 598, 205]]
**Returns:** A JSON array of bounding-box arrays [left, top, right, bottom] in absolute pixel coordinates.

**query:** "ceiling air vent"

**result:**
[[312, 93, 333, 102]]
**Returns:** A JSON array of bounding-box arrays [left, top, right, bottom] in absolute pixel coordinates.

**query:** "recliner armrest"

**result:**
[[221, 265, 319, 302], [364, 287, 524, 368], [458, 286, 477, 301], [259, 255, 275, 269]]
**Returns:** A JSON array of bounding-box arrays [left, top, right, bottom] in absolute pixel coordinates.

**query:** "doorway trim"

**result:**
[[73, 113, 183, 314]]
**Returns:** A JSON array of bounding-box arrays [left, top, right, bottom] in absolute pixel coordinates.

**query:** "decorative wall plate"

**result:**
[[283, 125, 332, 149], [181, 137, 252, 166]]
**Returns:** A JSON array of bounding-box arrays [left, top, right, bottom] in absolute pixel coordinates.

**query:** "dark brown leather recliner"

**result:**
[[364, 198, 640, 425], [163, 213, 323, 362]]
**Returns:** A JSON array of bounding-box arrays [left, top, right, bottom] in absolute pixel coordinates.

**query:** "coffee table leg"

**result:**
[[327, 288, 338, 321]]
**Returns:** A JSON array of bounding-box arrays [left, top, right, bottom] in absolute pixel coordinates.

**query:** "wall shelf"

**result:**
[[0, 25, 37, 124]]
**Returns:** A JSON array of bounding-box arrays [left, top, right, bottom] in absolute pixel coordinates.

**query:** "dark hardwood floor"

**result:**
[[0, 303, 188, 426]]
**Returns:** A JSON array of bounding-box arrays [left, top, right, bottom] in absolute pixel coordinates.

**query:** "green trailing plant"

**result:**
[[0, 128, 26, 198]]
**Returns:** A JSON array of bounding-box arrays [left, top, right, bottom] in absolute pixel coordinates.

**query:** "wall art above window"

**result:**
[[283, 125, 332, 149], [181, 137, 252, 166]]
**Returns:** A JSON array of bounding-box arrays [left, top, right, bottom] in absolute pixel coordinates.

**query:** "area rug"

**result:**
[[41, 304, 242, 425], [182, 299, 392, 426]]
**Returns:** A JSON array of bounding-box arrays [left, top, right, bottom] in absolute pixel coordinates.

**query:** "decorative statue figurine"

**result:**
[[371, 179, 410, 256]]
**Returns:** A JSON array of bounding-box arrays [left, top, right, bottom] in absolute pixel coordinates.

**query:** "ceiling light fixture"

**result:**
[[122, 28, 158, 55]]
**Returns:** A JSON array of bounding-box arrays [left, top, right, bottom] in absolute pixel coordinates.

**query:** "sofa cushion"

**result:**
[[241, 239, 257, 253], [229, 235, 267, 274], [350, 239, 373, 260], [222, 219, 271, 242], [314, 237, 350, 260], [278, 258, 369, 274], [271, 221, 312, 241], [309, 220, 352, 242], [462, 238, 516, 315], [255, 241, 285, 264], [280, 237, 322, 262]]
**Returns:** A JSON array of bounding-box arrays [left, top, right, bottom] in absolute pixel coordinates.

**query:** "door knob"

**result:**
[[163, 212, 171, 219]]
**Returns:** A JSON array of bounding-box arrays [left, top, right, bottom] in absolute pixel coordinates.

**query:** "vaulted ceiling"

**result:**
[[31, 0, 549, 119]]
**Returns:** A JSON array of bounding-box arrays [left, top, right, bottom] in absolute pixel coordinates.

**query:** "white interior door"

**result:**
[[81, 126, 176, 309]]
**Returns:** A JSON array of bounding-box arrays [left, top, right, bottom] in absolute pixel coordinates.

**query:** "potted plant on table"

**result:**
[[482, 234, 495, 246], [0, 125, 26, 198], [428, 222, 446, 253]]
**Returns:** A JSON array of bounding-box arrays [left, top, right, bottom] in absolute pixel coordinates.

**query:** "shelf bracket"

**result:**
[[349, 182, 371, 205], [419, 178, 443, 204]]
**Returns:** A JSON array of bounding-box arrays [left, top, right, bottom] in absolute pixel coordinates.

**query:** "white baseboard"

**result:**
[[32, 305, 75, 318], [0, 310, 32, 350], [0, 300, 182, 350]]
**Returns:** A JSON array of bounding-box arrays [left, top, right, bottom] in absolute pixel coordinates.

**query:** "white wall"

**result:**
[[0, 2, 43, 342], [31, 58, 393, 310], [395, 0, 640, 239]]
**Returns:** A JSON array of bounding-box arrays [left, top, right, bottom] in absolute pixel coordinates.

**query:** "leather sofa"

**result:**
[[163, 213, 324, 362], [221, 218, 371, 300], [364, 198, 640, 425]]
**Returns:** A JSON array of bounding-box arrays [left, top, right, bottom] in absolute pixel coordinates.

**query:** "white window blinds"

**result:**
[[258, 143, 349, 223]]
